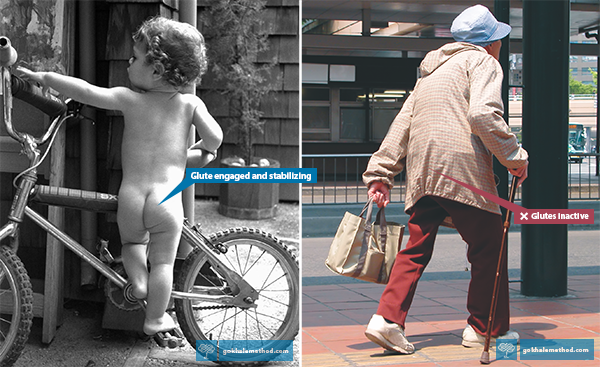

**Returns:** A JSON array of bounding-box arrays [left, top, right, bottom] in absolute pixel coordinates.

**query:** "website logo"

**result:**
[[196, 340, 294, 362], [496, 339, 518, 360], [520, 339, 594, 360]]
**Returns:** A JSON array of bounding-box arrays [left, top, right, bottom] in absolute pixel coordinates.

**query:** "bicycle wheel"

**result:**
[[0, 246, 33, 367], [175, 227, 299, 363]]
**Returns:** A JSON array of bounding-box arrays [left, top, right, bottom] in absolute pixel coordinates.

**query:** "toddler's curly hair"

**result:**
[[133, 16, 207, 88]]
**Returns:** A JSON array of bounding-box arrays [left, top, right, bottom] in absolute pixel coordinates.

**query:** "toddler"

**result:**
[[19, 16, 223, 338]]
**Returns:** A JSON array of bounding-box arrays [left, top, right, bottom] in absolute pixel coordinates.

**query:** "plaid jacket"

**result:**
[[363, 42, 528, 215]]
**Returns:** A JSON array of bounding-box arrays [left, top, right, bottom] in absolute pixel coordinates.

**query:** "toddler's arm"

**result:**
[[186, 140, 218, 168], [188, 98, 223, 167], [17, 67, 131, 111]]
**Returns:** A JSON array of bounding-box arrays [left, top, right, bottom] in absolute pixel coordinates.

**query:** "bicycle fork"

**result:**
[[0, 162, 39, 253]]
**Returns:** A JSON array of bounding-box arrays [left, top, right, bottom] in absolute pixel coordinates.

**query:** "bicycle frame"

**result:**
[[0, 64, 258, 309]]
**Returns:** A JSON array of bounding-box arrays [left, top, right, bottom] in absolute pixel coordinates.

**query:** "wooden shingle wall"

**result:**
[[195, 0, 300, 201]]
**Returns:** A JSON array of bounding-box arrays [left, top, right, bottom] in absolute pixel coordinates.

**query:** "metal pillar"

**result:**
[[79, 0, 98, 289], [521, 0, 569, 296], [178, 0, 197, 259], [587, 31, 600, 177], [362, 3, 371, 37], [493, 0, 510, 204]]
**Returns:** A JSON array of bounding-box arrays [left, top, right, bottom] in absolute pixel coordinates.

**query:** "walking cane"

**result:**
[[480, 174, 519, 364]]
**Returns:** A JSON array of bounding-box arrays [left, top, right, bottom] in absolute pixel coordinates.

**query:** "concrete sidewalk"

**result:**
[[302, 231, 600, 366]]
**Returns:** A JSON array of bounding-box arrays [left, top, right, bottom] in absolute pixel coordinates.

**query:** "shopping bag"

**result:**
[[325, 198, 404, 284]]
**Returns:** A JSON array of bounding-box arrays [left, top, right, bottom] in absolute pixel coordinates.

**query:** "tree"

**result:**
[[201, 0, 273, 166], [569, 69, 597, 94]]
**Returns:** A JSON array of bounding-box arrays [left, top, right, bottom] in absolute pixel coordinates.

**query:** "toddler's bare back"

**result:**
[[120, 91, 195, 190]]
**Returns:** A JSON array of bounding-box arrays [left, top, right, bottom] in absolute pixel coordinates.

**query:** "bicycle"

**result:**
[[0, 36, 299, 366]]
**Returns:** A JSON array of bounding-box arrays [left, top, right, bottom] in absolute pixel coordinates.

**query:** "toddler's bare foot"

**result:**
[[143, 313, 177, 335]]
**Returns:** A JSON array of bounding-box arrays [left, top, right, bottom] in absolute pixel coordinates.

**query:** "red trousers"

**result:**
[[377, 196, 509, 337]]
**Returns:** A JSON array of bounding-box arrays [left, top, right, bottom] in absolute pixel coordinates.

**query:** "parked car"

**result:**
[[568, 144, 585, 163]]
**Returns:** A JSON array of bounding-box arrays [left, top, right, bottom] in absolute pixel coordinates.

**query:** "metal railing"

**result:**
[[567, 153, 600, 200], [302, 153, 600, 204]]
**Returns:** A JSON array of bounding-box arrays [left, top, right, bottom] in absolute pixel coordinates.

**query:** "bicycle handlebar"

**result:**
[[1, 36, 79, 149], [1, 36, 67, 118], [0, 36, 17, 67], [11, 74, 67, 118]]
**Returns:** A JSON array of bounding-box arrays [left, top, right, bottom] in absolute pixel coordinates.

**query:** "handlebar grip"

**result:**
[[11, 74, 67, 118], [0, 37, 17, 67]]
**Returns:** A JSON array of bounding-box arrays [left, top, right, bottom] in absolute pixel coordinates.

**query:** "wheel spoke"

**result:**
[[234, 244, 244, 275], [241, 247, 267, 276], [253, 308, 263, 340], [260, 271, 288, 293], [241, 244, 252, 275], [257, 293, 290, 308]]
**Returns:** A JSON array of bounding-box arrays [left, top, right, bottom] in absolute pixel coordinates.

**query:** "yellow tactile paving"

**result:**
[[304, 346, 493, 366], [417, 343, 486, 361], [344, 351, 431, 365]]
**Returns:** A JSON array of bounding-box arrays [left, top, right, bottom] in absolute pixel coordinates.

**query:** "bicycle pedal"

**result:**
[[97, 239, 115, 264], [153, 329, 184, 348]]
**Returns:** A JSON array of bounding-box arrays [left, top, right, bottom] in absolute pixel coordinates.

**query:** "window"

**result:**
[[340, 108, 366, 140], [302, 106, 330, 141], [340, 89, 364, 102], [302, 87, 331, 141], [372, 108, 401, 140], [582, 68, 594, 76], [302, 86, 406, 143], [303, 87, 329, 101]]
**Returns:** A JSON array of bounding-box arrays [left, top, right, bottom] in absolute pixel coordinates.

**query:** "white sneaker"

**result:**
[[364, 314, 415, 354], [462, 324, 520, 348]]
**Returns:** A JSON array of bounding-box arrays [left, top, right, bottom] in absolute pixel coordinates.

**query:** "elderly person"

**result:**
[[363, 5, 528, 354]]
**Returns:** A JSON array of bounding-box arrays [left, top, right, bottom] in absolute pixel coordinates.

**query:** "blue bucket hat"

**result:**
[[451, 4, 511, 47]]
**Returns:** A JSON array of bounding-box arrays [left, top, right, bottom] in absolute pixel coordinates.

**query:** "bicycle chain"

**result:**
[[196, 304, 236, 310]]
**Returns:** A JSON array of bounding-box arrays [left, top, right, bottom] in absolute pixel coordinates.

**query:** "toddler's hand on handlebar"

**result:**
[[16, 66, 46, 87]]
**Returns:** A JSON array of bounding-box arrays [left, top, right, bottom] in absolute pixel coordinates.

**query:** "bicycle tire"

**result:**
[[175, 227, 299, 365], [0, 247, 33, 367]]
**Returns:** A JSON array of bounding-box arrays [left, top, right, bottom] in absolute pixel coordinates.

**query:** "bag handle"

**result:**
[[375, 207, 388, 253], [352, 199, 388, 278], [359, 197, 374, 219], [374, 208, 389, 283]]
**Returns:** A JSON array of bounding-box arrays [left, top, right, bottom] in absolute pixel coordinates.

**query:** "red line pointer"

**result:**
[[434, 171, 526, 214], [435, 171, 595, 224]]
